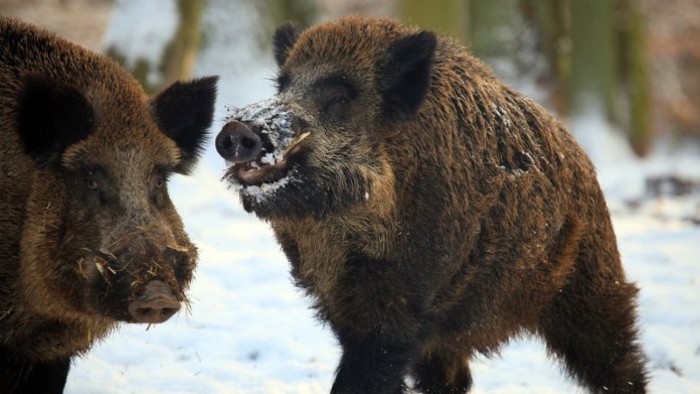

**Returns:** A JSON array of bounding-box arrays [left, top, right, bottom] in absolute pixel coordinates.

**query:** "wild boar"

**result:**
[[217, 16, 647, 394], [0, 16, 217, 393]]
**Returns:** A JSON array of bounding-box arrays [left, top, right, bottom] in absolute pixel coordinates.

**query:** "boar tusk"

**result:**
[[282, 132, 311, 157], [166, 244, 189, 253]]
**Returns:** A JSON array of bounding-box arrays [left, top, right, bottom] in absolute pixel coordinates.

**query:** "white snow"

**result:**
[[64, 2, 700, 393], [229, 174, 293, 204]]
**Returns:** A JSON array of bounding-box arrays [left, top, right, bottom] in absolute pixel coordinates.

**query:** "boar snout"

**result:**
[[216, 121, 262, 163], [128, 280, 180, 324]]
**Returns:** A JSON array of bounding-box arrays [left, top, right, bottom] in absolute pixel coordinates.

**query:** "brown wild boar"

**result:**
[[216, 16, 648, 394], [0, 17, 217, 393]]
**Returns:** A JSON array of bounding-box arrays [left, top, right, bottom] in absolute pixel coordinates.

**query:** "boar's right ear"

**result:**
[[16, 76, 94, 168], [273, 22, 304, 66], [378, 31, 437, 122], [151, 76, 218, 175]]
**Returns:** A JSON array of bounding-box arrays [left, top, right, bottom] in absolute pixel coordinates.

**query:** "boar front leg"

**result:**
[[412, 352, 473, 394], [0, 349, 70, 394], [331, 328, 414, 394], [21, 357, 71, 393], [328, 253, 427, 394]]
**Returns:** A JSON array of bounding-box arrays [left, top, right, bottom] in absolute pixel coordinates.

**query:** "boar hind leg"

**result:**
[[539, 258, 648, 393], [412, 352, 472, 394]]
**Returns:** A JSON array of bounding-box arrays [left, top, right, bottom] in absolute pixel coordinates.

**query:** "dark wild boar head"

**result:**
[[216, 20, 435, 219], [17, 75, 217, 325]]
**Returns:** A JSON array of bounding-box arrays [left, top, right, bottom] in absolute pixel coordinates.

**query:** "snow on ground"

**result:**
[[64, 2, 700, 393]]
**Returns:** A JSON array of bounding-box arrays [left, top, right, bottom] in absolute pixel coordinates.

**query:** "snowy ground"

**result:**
[[61, 2, 700, 393]]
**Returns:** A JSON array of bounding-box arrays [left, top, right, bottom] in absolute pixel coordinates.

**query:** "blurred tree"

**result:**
[[401, 0, 470, 45], [520, 0, 572, 117], [644, 0, 700, 141], [264, 0, 318, 25], [547, 0, 651, 156], [401, 0, 654, 157], [105, 0, 205, 94], [568, 0, 619, 121], [617, 0, 651, 156], [161, 0, 205, 88], [244, 0, 319, 58]]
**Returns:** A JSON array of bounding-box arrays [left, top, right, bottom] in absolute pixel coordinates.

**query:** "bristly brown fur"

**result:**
[[227, 16, 648, 393], [0, 16, 216, 393]]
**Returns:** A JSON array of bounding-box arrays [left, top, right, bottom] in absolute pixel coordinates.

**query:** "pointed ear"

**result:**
[[151, 76, 218, 174], [16, 76, 94, 168], [378, 31, 437, 122], [273, 22, 304, 66]]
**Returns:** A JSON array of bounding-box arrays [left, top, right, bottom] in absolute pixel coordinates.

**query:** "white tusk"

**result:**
[[282, 132, 311, 156]]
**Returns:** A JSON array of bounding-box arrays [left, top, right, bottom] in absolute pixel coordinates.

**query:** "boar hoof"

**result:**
[[128, 280, 181, 324], [216, 121, 262, 163]]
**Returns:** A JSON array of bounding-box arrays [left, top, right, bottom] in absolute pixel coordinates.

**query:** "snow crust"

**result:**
[[226, 98, 294, 169]]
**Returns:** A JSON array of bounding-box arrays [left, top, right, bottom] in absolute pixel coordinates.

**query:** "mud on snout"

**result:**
[[82, 228, 197, 324], [216, 98, 310, 196]]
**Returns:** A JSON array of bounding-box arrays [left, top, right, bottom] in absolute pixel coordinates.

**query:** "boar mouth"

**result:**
[[82, 245, 192, 323], [226, 132, 309, 187]]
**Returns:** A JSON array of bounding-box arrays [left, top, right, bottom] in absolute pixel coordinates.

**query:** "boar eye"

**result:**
[[316, 75, 357, 120], [150, 172, 168, 191], [322, 94, 351, 119], [329, 95, 348, 107], [150, 171, 170, 207], [85, 178, 99, 191], [80, 169, 110, 204]]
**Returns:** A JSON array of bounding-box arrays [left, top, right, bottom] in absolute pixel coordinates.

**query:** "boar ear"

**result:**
[[16, 76, 94, 168], [273, 22, 304, 66], [378, 31, 437, 122], [151, 76, 218, 174]]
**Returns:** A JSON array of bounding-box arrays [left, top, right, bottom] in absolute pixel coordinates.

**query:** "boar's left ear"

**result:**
[[151, 76, 218, 174], [16, 76, 94, 168], [378, 31, 437, 122], [273, 22, 304, 66]]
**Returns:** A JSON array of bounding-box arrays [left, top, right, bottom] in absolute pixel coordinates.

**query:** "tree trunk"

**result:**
[[521, 0, 572, 117], [618, 0, 651, 156], [569, 0, 618, 120], [401, 0, 470, 46], [162, 0, 205, 88]]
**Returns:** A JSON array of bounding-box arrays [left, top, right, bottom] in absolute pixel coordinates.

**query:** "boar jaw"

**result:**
[[226, 131, 309, 185]]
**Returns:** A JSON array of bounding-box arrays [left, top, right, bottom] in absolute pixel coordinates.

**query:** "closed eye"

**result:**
[[80, 166, 111, 204], [322, 94, 350, 114], [314, 75, 358, 120]]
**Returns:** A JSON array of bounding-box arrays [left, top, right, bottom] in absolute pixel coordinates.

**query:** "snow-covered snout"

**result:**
[[216, 99, 309, 187]]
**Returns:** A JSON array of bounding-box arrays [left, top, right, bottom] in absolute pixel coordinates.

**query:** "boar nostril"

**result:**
[[216, 121, 262, 163], [128, 280, 181, 324]]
